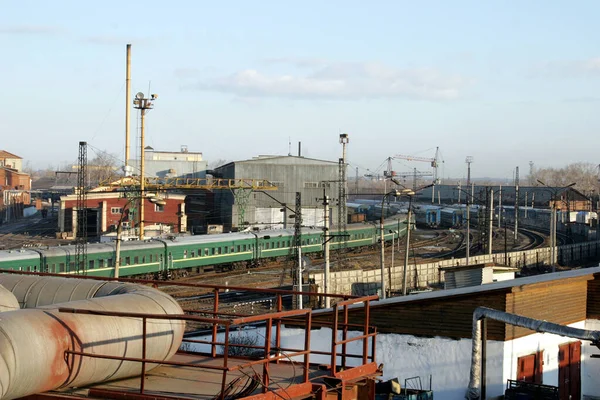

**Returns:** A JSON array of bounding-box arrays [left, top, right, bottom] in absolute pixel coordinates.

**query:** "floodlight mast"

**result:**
[[133, 92, 157, 240]]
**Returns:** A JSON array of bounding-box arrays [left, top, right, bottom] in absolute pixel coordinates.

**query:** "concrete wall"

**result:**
[[310, 241, 600, 295]]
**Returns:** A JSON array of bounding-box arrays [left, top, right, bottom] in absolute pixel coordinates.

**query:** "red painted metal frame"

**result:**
[[4, 270, 381, 400], [55, 295, 379, 400]]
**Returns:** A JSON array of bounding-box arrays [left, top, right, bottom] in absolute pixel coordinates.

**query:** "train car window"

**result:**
[[51, 263, 56, 272], [265, 242, 270, 249], [59, 263, 65, 272], [243, 244, 247, 251], [237, 245, 241, 252], [108, 258, 113, 266], [204, 249, 208, 256], [183, 250, 188, 259], [230, 246, 235, 253], [142, 256, 146, 263], [89, 260, 94, 270], [191, 251, 195, 258], [224, 247, 228, 254], [26, 266, 31, 272], [198, 249, 202, 256], [134, 256, 139, 264], [217, 247, 222, 255], [69, 261, 75, 271], [211, 248, 215, 255], [33, 266, 37, 272], [125, 257, 131, 266], [99, 259, 105, 268]]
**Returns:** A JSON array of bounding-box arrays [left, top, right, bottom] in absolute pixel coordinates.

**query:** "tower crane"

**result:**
[[394, 147, 442, 184]]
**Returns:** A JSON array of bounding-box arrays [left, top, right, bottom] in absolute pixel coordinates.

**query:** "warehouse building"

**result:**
[[212, 155, 340, 231]]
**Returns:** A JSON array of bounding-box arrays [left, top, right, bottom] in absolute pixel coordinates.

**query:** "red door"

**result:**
[[517, 351, 543, 383], [558, 341, 581, 400]]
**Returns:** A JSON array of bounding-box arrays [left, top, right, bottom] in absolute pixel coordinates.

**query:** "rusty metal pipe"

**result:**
[[0, 275, 185, 400]]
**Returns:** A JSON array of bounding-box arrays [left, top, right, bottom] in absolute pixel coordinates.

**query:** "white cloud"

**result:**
[[531, 56, 600, 78], [84, 35, 156, 46], [191, 60, 471, 101], [0, 25, 63, 35]]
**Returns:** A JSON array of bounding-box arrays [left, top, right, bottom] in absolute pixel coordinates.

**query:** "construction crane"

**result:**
[[394, 147, 442, 184]]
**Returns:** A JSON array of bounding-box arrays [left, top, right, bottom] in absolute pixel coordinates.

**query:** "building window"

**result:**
[[155, 204, 165, 212], [304, 182, 318, 189], [319, 182, 331, 188], [111, 207, 123, 214], [271, 181, 284, 188]]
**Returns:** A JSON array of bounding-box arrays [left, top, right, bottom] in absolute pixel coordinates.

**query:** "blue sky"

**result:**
[[1, 0, 599, 179]]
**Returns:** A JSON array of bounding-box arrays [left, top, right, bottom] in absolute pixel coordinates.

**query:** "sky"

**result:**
[[1, 1, 600, 180]]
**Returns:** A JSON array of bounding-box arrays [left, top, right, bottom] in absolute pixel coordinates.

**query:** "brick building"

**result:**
[[0, 151, 31, 222], [57, 191, 187, 239]]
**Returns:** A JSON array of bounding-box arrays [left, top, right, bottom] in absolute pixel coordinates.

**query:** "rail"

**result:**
[[57, 294, 379, 400]]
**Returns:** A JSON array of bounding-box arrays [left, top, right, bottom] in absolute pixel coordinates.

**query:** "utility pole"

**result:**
[[465, 156, 473, 266], [488, 189, 494, 254], [355, 166, 359, 195], [498, 184, 502, 228], [514, 166, 520, 241], [133, 92, 157, 240], [322, 189, 331, 308], [413, 167, 417, 193], [402, 196, 413, 296], [338, 134, 349, 263], [125, 44, 131, 169], [524, 191, 528, 218]]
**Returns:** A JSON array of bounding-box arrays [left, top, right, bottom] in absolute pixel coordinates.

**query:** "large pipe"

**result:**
[[0, 275, 184, 400], [125, 44, 131, 167], [466, 306, 600, 400], [0, 285, 18, 312]]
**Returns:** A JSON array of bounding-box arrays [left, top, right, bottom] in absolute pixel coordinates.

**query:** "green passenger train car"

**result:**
[[0, 219, 408, 278]]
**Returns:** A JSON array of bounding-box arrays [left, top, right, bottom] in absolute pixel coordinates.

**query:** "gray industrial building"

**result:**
[[212, 155, 340, 231], [127, 146, 207, 179]]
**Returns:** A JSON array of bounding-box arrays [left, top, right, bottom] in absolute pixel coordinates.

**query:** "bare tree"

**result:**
[[87, 150, 121, 186], [532, 162, 599, 193]]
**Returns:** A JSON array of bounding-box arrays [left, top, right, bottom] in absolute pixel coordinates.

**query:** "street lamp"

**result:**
[[114, 193, 166, 278], [536, 180, 576, 272], [380, 188, 414, 299], [133, 92, 158, 240]]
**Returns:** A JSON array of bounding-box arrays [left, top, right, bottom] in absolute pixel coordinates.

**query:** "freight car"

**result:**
[[0, 219, 407, 278]]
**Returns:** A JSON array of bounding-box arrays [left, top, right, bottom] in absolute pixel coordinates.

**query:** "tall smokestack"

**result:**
[[298, 142, 301, 157], [125, 44, 132, 167]]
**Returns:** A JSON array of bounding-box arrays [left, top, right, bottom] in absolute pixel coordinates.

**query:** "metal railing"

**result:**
[[57, 293, 379, 400]]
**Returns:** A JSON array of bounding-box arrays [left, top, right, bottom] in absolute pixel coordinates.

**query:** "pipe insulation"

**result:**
[[0, 275, 185, 400], [466, 306, 600, 400], [0, 285, 18, 312]]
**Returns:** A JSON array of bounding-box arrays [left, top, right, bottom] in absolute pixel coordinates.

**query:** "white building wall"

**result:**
[[501, 321, 585, 390], [188, 321, 596, 399], [583, 319, 600, 399]]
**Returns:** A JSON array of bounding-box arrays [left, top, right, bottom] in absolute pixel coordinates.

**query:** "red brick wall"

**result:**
[[64, 196, 184, 233]]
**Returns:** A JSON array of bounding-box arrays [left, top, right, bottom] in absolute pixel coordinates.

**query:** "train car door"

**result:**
[[558, 341, 581, 400]]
